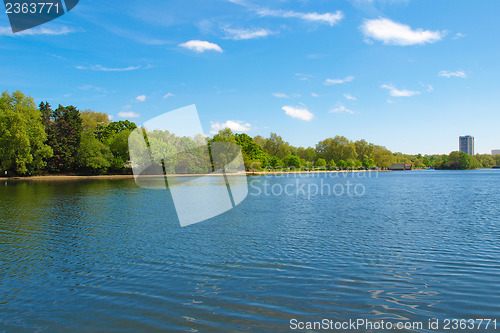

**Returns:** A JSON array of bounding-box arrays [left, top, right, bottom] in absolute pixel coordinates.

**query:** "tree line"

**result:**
[[1, 91, 498, 176]]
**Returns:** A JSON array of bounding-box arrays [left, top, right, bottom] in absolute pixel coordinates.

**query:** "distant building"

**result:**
[[492, 150, 500, 156], [459, 135, 474, 155], [390, 163, 412, 171]]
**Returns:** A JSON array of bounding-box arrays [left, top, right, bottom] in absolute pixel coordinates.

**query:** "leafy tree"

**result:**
[[329, 159, 337, 170], [315, 158, 326, 170], [337, 159, 347, 169], [46, 105, 83, 172], [285, 155, 301, 169], [475, 154, 495, 168], [101, 120, 137, 143], [81, 110, 110, 133], [0, 91, 53, 174], [77, 132, 112, 174], [439, 151, 479, 170], [234, 133, 268, 169], [267, 156, 284, 169], [362, 157, 375, 168], [316, 136, 358, 163], [495, 154, 500, 166], [263, 133, 291, 160]]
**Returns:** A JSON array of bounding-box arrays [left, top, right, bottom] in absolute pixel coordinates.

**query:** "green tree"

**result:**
[[46, 105, 83, 172], [315, 158, 326, 170], [0, 91, 53, 174], [316, 136, 358, 163], [329, 159, 337, 170], [77, 132, 112, 174], [285, 155, 301, 169], [337, 159, 347, 169], [263, 133, 291, 160], [81, 110, 110, 133], [475, 154, 495, 168]]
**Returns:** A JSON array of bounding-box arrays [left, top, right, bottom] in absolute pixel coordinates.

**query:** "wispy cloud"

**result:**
[[76, 64, 141, 72], [272, 92, 289, 98], [223, 26, 274, 40], [453, 32, 466, 40], [118, 111, 140, 118], [311, 92, 319, 97], [78, 84, 106, 92], [179, 40, 223, 53], [257, 9, 344, 26], [361, 18, 443, 46], [210, 120, 252, 134], [344, 93, 356, 100], [0, 26, 77, 36], [295, 73, 313, 81], [381, 84, 420, 97], [136, 95, 146, 102], [324, 76, 355, 85], [330, 103, 354, 114], [439, 70, 466, 78], [283, 105, 314, 121], [163, 92, 175, 99]]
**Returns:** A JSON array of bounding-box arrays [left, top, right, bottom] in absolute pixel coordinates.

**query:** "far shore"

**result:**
[[0, 169, 389, 182]]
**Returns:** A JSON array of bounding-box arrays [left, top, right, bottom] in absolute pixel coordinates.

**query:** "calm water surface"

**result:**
[[1, 170, 499, 332]]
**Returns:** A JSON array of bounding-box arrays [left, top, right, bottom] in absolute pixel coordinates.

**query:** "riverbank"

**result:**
[[0, 169, 389, 181]]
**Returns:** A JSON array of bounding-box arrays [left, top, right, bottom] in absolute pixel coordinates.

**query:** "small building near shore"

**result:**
[[389, 163, 412, 171]]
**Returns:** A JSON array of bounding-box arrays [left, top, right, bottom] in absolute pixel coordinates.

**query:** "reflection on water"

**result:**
[[1, 171, 499, 332]]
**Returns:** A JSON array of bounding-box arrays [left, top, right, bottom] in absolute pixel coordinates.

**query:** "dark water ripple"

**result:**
[[1, 170, 499, 332]]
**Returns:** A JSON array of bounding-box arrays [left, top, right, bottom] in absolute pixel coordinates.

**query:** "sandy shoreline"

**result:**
[[0, 169, 387, 182]]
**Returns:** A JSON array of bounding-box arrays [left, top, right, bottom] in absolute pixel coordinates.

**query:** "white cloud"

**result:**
[[361, 18, 443, 46], [163, 92, 175, 99], [118, 111, 140, 118], [282, 105, 314, 121], [272, 92, 289, 98], [439, 70, 466, 78], [330, 103, 354, 114], [311, 92, 319, 97], [210, 120, 252, 134], [136, 95, 146, 102], [344, 93, 356, 100], [223, 27, 274, 40], [76, 64, 141, 72], [179, 40, 223, 53], [295, 73, 313, 81], [324, 76, 355, 85], [0, 26, 76, 36], [453, 32, 466, 40], [78, 84, 106, 92], [381, 84, 420, 97], [258, 9, 344, 26]]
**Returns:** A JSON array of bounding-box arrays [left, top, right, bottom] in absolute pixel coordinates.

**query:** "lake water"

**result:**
[[1, 170, 499, 332]]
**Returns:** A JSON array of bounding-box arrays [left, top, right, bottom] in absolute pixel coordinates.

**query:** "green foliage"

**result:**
[[337, 159, 347, 169], [81, 110, 111, 133], [77, 132, 112, 174], [437, 151, 481, 170], [328, 159, 337, 170], [46, 105, 83, 172], [101, 120, 137, 143], [5, 90, 497, 177], [263, 133, 291, 160], [475, 154, 495, 168], [285, 155, 301, 169], [315, 158, 326, 170], [0, 91, 52, 174], [267, 156, 284, 169]]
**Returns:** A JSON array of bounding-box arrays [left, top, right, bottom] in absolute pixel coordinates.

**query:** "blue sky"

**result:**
[[1, 0, 499, 154]]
